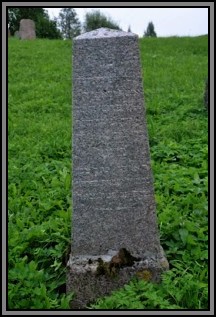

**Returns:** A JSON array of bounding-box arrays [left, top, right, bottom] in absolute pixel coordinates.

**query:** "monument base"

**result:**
[[66, 246, 169, 309]]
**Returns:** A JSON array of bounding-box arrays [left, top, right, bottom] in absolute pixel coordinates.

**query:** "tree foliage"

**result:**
[[36, 16, 62, 39], [127, 25, 132, 33], [83, 10, 121, 32], [57, 8, 81, 39], [144, 21, 157, 37], [8, 8, 62, 39]]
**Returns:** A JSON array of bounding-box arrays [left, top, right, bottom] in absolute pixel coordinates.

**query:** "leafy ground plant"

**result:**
[[8, 38, 74, 309], [8, 35, 208, 309]]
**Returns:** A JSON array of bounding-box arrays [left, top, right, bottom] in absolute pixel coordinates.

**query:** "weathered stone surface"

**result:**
[[67, 247, 168, 309], [19, 19, 36, 40], [67, 27, 168, 309], [14, 31, 21, 39]]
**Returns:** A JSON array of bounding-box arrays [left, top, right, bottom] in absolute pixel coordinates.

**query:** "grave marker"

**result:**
[[14, 31, 21, 39], [67, 28, 168, 309], [19, 19, 36, 40]]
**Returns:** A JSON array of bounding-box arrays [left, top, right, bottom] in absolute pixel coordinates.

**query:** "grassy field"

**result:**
[[8, 35, 208, 310]]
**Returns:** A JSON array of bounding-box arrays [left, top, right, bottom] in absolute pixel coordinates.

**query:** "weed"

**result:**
[[8, 36, 208, 309]]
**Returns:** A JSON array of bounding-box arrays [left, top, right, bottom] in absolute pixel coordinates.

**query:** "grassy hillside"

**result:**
[[8, 36, 208, 310]]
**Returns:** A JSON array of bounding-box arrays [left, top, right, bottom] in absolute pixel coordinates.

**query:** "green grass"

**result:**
[[8, 36, 208, 310]]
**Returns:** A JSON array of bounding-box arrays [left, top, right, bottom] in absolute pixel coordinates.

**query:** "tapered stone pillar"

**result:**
[[67, 28, 168, 309]]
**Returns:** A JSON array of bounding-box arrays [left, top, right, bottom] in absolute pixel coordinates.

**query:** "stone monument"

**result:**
[[19, 19, 36, 40], [14, 31, 21, 39], [67, 28, 169, 309]]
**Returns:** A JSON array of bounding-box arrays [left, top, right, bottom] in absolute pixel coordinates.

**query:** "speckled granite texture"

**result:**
[[67, 28, 168, 309]]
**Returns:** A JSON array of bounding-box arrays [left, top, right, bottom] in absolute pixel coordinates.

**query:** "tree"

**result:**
[[144, 21, 157, 37], [57, 8, 81, 39], [127, 25, 132, 33], [36, 16, 62, 39], [7, 8, 62, 39], [8, 8, 20, 34], [83, 10, 121, 32]]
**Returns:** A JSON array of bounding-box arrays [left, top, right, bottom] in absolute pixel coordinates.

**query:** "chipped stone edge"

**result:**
[[67, 246, 169, 275]]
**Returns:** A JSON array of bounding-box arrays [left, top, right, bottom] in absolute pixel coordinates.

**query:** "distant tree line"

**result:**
[[8, 8, 157, 39], [83, 9, 121, 33]]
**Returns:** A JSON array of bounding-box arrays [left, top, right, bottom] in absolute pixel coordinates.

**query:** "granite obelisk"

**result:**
[[67, 28, 168, 309]]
